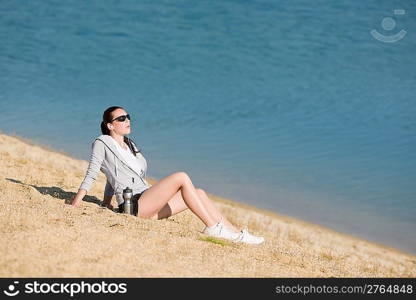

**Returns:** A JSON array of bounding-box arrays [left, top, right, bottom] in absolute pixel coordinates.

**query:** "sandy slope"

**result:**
[[0, 133, 414, 277]]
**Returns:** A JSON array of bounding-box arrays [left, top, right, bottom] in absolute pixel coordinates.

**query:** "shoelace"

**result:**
[[238, 228, 254, 242], [218, 218, 224, 236], [233, 229, 246, 243]]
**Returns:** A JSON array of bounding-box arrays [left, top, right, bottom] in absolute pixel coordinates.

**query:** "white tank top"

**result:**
[[110, 137, 144, 177]]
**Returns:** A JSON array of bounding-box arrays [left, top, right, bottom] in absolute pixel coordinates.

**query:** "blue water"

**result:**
[[1, 0, 415, 253]]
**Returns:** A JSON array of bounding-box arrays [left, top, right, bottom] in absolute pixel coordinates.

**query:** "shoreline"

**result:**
[[213, 194, 415, 258], [0, 132, 415, 277]]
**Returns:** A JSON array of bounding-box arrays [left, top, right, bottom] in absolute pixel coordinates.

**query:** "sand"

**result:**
[[0, 132, 415, 277]]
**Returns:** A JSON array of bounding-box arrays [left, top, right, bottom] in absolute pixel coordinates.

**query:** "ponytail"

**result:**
[[124, 136, 140, 157], [101, 121, 110, 135]]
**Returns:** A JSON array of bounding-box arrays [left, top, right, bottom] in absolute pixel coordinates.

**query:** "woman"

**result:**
[[71, 106, 264, 244]]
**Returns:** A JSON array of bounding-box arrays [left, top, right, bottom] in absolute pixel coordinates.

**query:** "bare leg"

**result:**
[[196, 188, 239, 232], [155, 188, 239, 232], [153, 190, 188, 220], [138, 172, 218, 227]]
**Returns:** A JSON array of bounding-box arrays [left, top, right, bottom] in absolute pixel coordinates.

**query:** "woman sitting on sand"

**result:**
[[70, 106, 264, 244]]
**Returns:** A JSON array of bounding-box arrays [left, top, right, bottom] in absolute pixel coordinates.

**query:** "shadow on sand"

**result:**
[[6, 178, 102, 206]]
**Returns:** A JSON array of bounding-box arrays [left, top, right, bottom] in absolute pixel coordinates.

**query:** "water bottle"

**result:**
[[122, 187, 133, 215]]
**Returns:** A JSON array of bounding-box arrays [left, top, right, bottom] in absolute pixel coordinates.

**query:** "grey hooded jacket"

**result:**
[[79, 134, 150, 204]]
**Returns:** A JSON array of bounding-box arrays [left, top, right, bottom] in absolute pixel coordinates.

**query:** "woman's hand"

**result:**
[[101, 194, 114, 210], [70, 189, 87, 207], [71, 198, 82, 207], [101, 203, 114, 210]]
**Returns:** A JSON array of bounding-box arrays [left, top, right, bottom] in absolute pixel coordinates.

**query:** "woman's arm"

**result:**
[[71, 188, 87, 207], [72, 184, 113, 208], [70, 140, 106, 207], [101, 180, 114, 209]]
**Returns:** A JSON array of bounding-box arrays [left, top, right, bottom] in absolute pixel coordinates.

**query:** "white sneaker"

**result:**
[[202, 222, 240, 241], [234, 228, 265, 245]]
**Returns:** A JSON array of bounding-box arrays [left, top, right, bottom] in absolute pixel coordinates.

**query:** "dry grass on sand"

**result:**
[[0, 133, 415, 277]]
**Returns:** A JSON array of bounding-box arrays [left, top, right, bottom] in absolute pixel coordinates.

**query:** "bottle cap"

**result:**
[[123, 187, 132, 193]]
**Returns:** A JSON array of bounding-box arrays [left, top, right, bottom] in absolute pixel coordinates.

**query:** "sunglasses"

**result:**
[[111, 114, 131, 122]]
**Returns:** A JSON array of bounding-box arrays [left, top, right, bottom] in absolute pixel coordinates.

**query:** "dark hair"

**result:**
[[100, 106, 139, 156], [101, 106, 122, 135]]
